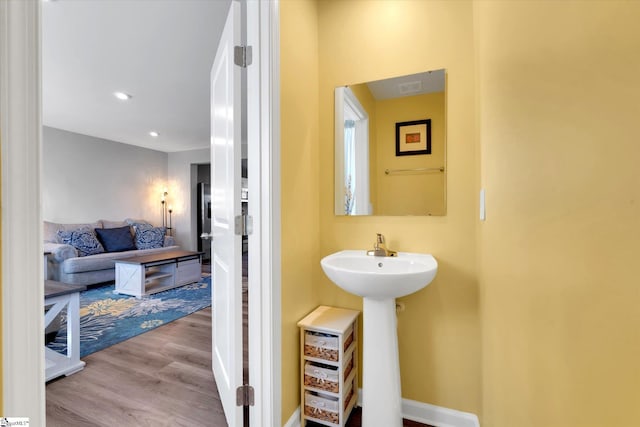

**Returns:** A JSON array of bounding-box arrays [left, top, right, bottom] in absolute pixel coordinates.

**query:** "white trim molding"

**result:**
[[402, 398, 480, 427], [290, 391, 480, 427], [0, 0, 45, 423], [247, 0, 281, 425], [283, 407, 301, 427]]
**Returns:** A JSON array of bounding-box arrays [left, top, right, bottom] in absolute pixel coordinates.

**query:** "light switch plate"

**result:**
[[480, 189, 486, 221]]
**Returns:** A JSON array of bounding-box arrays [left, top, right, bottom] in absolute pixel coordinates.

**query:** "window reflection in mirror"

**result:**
[[338, 87, 370, 215], [335, 69, 446, 216]]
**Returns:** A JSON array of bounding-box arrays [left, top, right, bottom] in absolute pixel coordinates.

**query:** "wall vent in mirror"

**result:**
[[334, 69, 446, 216]]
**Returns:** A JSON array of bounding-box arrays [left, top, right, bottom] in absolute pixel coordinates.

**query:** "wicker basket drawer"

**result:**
[[343, 353, 354, 381], [343, 326, 354, 352], [304, 361, 339, 393], [304, 326, 354, 362], [304, 391, 339, 425], [304, 331, 339, 361], [342, 326, 353, 351], [344, 377, 353, 410], [344, 376, 356, 410]]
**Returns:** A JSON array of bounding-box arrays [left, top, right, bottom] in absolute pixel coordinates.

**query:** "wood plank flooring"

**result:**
[[46, 307, 228, 427]]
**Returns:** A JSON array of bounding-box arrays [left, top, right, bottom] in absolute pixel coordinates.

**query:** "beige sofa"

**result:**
[[44, 219, 178, 286]]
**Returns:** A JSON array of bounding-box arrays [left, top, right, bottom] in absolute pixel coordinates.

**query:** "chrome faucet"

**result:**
[[367, 233, 398, 257]]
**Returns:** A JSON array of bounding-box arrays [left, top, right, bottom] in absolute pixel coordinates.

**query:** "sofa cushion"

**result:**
[[44, 220, 102, 243], [125, 218, 151, 226], [57, 227, 105, 257], [62, 250, 128, 274], [133, 223, 167, 249], [100, 219, 129, 229], [44, 242, 78, 262], [95, 226, 136, 252], [61, 246, 179, 274]]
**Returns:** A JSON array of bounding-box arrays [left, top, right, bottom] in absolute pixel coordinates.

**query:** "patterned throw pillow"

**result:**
[[56, 227, 105, 257], [94, 226, 136, 253], [133, 223, 167, 249]]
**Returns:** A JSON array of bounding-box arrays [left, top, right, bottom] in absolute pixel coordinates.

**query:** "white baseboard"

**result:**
[[288, 390, 479, 427], [401, 397, 479, 427], [283, 407, 301, 427]]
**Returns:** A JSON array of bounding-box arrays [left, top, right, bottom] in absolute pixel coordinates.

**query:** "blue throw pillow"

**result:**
[[57, 227, 105, 257], [95, 226, 136, 253], [133, 223, 166, 249]]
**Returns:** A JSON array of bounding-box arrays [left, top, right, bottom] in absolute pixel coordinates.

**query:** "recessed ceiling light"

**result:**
[[113, 92, 132, 101], [149, 131, 159, 137]]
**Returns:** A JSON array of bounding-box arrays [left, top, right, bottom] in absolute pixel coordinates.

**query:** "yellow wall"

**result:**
[[280, 0, 322, 421], [476, 1, 640, 426], [376, 92, 445, 215], [283, 1, 640, 425], [317, 0, 480, 415]]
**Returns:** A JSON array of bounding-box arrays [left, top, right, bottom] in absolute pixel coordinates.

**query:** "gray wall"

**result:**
[[43, 126, 168, 224], [43, 126, 211, 250]]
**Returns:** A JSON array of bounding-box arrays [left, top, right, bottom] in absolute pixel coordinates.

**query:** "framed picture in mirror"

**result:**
[[395, 119, 431, 156]]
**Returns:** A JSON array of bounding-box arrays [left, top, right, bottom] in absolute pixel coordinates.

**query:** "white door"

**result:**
[[211, 2, 243, 425]]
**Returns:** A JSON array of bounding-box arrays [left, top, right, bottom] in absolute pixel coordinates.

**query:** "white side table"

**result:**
[[44, 280, 86, 381]]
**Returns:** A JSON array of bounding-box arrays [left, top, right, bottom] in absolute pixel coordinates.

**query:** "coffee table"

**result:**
[[114, 250, 203, 298]]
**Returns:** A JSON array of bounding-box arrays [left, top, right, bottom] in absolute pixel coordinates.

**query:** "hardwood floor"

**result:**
[[47, 282, 431, 427], [46, 307, 228, 427]]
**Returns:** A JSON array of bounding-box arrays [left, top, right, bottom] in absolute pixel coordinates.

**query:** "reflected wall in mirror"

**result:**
[[335, 69, 446, 216]]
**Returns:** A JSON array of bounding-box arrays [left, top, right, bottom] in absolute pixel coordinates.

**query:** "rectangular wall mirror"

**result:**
[[334, 69, 447, 216]]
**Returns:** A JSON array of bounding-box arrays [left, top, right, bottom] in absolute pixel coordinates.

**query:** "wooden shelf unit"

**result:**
[[298, 306, 360, 427]]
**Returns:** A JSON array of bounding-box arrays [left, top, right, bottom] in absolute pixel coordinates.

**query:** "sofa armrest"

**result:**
[[44, 242, 78, 262], [163, 235, 176, 247]]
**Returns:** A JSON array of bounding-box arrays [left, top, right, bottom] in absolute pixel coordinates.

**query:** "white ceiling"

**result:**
[[367, 69, 446, 100], [42, 0, 231, 153]]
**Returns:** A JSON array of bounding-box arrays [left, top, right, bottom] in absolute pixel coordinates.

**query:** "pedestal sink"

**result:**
[[321, 250, 438, 427]]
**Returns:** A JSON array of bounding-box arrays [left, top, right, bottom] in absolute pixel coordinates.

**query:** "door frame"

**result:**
[[0, 1, 281, 425], [247, 1, 281, 425], [1, 1, 46, 424]]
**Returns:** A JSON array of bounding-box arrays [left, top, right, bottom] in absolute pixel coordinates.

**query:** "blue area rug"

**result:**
[[47, 276, 211, 358]]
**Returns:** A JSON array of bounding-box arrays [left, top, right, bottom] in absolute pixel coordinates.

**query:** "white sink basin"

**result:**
[[320, 250, 437, 299], [320, 249, 438, 425]]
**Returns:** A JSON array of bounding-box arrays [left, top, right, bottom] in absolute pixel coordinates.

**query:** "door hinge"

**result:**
[[235, 214, 253, 236], [236, 384, 255, 407], [234, 45, 253, 68]]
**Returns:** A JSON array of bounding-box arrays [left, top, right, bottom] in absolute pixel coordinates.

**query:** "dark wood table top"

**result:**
[[45, 280, 87, 298], [115, 250, 203, 266]]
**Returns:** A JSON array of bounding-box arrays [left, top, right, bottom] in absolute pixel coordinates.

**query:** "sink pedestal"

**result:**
[[320, 250, 438, 426], [362, 297, 403, 427]]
